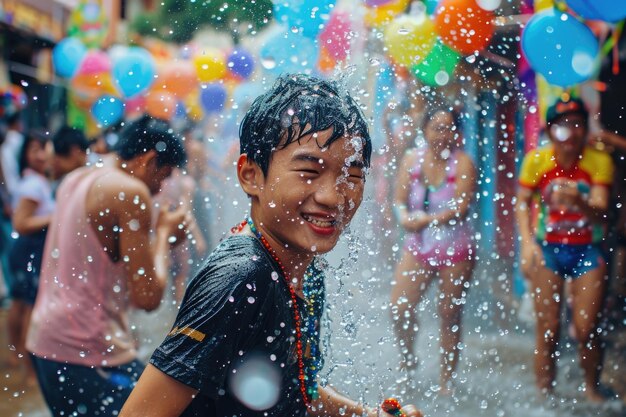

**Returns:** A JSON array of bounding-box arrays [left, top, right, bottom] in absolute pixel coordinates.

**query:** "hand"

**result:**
[[400, 211, 431, 233], [520, 241, 544, 276], [589, 130, 618, 152], [156, 205, 189, 246], [366, 404, 423, 417], [550, 180, 582, 208]]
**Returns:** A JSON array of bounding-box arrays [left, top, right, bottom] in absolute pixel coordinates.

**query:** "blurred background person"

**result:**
[[6, 131, 53, 384], [390, 105, 476, 394], [51, 126, 89, 186], [515, 97, 615, 402]]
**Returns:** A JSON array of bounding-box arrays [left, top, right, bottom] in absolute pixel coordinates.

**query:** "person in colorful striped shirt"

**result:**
[[515, 96, 615, 402]]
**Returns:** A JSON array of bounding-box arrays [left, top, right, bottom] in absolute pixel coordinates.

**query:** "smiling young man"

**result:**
[[120, 75, 422, 417]]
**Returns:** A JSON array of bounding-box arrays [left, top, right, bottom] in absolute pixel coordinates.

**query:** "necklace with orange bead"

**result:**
[[232, 217, 311, 405]]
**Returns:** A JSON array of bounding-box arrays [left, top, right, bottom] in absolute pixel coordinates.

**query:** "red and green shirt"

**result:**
[[519, 145, 614, 245]]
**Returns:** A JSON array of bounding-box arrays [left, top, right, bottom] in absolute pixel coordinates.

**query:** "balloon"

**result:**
[[365, 0, 395, 6], [112, 47, 156, 98], [364, 0, 410, 27], [194, 49, 227, 83], [200, 83, 227, 114], [76, 50, 111, 76], [184, 91, 203, 121], [145, 91, 177, 121], [384, 15, 437, 67], [411, 41, 460, 86], [566, 0, 626, 23], [52, 38, 87, 78], [272, 0, 335, 38], [424, 0, 439, 15], [91, 95, 124, 127], [71, 72, 118, 110], [318, 46, 337, 72], [260, 30, 319, 76], [318, 11, 352, 61], [227, 48, 255, 80], [522, 9, 599, 87], [125, 95, 146, 116], [155, 61, 197, 98], [435, 0, 494, 54]]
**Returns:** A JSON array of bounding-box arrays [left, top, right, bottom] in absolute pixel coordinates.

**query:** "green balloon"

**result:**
[[411, 41, 460, 86], [423, 0, 439, 15]]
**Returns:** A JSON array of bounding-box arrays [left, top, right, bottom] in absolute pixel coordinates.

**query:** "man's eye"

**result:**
[[298, 169, 318, 175]]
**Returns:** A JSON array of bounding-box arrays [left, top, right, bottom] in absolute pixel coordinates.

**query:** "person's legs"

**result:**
[[570, 262, 607, 402], [528, 262, 564, 396], [390, 251, 435, 370], [31, 355, 145, 417], [437, 260, 474, 391], [6, 298, 26, 368]]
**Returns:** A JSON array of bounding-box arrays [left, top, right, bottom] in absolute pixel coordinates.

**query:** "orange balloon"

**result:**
[[71, 72, 118, 110], [318, 46, 337, 73], [146, 91, 177, 121], [435, 0, 494, 55], [154, 61, 197, 98]]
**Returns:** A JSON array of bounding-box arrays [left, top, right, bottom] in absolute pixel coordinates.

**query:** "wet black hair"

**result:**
[[239, 73, 371, 175], [52, 126, 89, 156], [18, 130, 49, 176], [114, 114, 186, 168]]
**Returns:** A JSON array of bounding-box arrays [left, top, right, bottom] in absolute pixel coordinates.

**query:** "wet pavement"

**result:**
[[1, 198, 625, 417]]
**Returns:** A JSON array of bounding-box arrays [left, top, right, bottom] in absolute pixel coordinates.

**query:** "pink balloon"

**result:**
[[76, 50, 111, 75], [318, 11, 352, 61]]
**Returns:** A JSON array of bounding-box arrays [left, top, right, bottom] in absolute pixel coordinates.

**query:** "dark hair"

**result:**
[[5, 111, 21, 127], [114, 115, 186, 168], [239, 73, 371, 175], [52, 126, 89, 156], [18, 130, 49, 176], [421, 105, 462, 132]]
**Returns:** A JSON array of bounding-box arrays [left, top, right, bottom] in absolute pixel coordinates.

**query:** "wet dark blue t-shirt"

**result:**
[[150, 234, 317, 417]]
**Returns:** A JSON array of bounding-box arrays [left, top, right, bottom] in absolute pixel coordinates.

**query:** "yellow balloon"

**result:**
[[384, 15, 437, 67], [185, 91, 204, 121], [364, 0, 410, 27], [193, 49, 227, 83]]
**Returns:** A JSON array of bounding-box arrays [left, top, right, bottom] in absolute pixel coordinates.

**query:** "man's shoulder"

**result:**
[[191, 235, 279, 295]]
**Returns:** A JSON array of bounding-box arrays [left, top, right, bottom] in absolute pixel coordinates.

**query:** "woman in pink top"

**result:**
[[391, 106, 476, 393]]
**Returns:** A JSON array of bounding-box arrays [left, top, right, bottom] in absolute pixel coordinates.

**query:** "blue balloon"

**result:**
[[52, 38, 87, 78], [522, 10, 599, 87], [91, 95, 124, 127], [111, 47, 156, 98], [200, 83, 227, 113], [566, 0, 626, 23], [227, 48, 255, 79], [260, 30, 319, 76], [272, 0, 335, 38]]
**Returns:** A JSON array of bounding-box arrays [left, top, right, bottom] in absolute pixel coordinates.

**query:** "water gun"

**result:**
[[381, 398, 406, 417]]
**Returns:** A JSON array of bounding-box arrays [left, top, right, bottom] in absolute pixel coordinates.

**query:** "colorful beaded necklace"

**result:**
[[239, 217, 312, 405]]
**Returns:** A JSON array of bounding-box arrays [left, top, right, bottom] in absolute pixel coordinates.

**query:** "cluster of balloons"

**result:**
[[382, 0, 495, 86], [262, 0, 354, 76], [52, 36, 257, 126], [522, 1, 626, 87]]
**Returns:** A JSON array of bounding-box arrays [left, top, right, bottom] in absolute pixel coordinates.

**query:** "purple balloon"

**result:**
[[200, 83, 227, 113], [365, 0, 395, 6], [227, 48, 255, 79]]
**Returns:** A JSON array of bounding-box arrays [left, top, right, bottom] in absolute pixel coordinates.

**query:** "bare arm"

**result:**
[[430, 153, 477, 225], [119, 364, 197, 417], [515, 186, 544, 276], [393, 150, 416, 223], [12, 198, 50, 234]]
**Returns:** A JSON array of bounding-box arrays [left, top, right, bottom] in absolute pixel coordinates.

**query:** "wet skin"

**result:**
[[239, 128, 367, 281]]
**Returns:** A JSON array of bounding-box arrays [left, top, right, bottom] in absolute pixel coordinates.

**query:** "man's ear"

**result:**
[[237, 154, 263, 197]]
